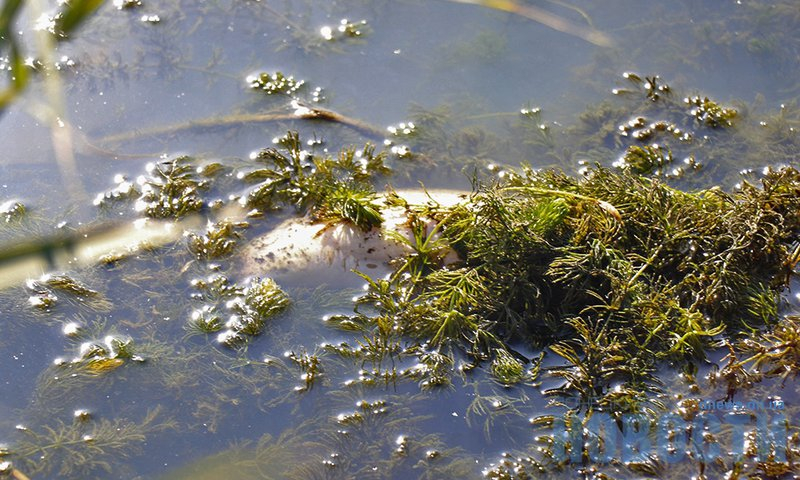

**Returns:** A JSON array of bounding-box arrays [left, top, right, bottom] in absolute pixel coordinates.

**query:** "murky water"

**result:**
[[1, 1, 799, 479]]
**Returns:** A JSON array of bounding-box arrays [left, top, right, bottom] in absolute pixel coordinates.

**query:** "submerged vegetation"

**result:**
[[9, 408, 174, 479], [3, 0, 800, 479], [188, 275, 290, 346], [243, 131, 390, 229], [332, 162, 800, 390], [8, 122, 800, 477], [25, 273, 112, 312], [135, 157, 208, 219]]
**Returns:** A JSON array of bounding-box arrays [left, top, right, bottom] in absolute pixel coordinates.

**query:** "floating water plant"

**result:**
[[188, 275, 289, 347], [239, 278, 290, 327], [134, 156, 207, 219], [285, 349, 323, 392], [54, 333, 145, 376], [1, 1, 798, 479], [686, 95, 737, 128], [248, 71, 307, 97], [490, 348, 526, 385], [319, 18, 370, 42], [1, 200, 25, 223], [329, 162, 800, 410], [617, 144, 674, 175], [93, 175, 138, 208], [243, 131, 390, 229], [739, 315, 800, 381], [25, 273, 112, 312], [187, 219, 248, 259]]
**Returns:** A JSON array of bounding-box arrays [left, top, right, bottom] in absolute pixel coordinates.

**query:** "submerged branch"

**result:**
[[86, 103, 386, 151], [446, 0, 613, 47]]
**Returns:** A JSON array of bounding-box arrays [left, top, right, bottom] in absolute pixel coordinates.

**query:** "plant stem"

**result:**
[[501, 185, 622, 220]]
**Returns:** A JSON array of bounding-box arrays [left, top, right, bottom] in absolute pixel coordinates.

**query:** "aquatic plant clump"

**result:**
[[186, 219, 248, 259], [740, 314, 800, 380], [336, 163, 800, 406], [188, 275, 289, 346], [490, 348, 526, 385], [25, 273, 112, 312], [617, 144, 674, 175], [0, 200, 25, 222], [60, 334, 144, 376], [134, 157, 207, 219], [686, 95, 737, 128], [319, 18, 370, 42], [242, 131, 390, 230], [8, 408, 174, 479], [248, 71, 307, 97]]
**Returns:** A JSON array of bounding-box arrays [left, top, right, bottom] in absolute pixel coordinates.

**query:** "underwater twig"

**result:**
[[87, 102, 385, 150], [446, 0, 613, 47], [545, 0, 595, 27]]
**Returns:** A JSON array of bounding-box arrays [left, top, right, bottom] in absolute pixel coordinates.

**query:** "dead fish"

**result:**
[[0, 189, 468, 290], [239, 189, 469, 286]]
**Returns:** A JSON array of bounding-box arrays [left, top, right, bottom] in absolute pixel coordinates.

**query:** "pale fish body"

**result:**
[[240, 189, 467, 285]]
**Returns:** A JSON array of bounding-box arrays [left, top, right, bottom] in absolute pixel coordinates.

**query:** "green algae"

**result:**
[[59, 119, 800, 477], [26, 273, 112, 313], [5, 107, 800, 480], [248, 71, 309, 98], [136, 156, 207, 219], [686, 95, 738, 128], [490, 348, 526, 385], [619, 144, 675, 175], [0, 201, 25, 223], [154, 433, 301, 480]]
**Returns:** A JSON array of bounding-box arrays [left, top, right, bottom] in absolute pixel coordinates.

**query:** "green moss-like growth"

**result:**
[[26, 273, 112, 312], [685, 95, 737, 128], [312, 182, 384, 232], [240, 278, 290, 326], [740, 315, 800, 380], [1, 200, 26, 222], [450, 165, 798, 340], [284, 349, 323, 392], [10, 408, 174, 479], [332, 163, 800, 410], [490, 348, 526, 386], [187, 220, 248, 259], [136, 156, 207, 219], [243, 131, 389, 231], [620, 144, 674, 175], [188, 276, 289, 346], [248, 71, 307, 97]]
